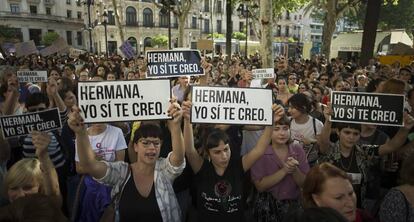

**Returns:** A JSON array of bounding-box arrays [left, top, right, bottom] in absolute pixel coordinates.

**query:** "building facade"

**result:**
[[0, 0, 86, 49]]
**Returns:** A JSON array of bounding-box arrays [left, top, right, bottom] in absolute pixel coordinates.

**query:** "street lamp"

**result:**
[[82, 0, 94, 53], [161, 0, 175, 49], [197, 10, 203, 40], [102, 8, 108, 57], [237, 2, 258, 59]]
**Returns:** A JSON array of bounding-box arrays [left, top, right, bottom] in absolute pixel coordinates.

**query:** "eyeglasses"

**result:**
[[320, 78, 329, 81], [139, 139, 161, 148], [289, 77, 296, 80]]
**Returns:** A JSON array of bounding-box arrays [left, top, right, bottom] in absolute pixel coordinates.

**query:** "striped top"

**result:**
[[22, 109, 68, 168]]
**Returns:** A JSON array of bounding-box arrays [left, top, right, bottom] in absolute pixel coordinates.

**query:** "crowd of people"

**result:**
[[0, 51, 413, 222]]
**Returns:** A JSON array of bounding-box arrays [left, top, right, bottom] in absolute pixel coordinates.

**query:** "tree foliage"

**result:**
[[232, 32, 246, 40], [151, 34, 168, 47], [42, 32, 60, 46], [208, 33, 225, 39]]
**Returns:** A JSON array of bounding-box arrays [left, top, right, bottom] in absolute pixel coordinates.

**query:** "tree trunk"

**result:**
[[178, 15, 186, 47], [321, 0, 337, 59], [112, 0, 125, 42], [260, 0, 272, 68], [360, 0, 381, 66], [225, 0, 232, 60]]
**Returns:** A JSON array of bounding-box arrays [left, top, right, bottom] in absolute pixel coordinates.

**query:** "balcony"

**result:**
[[0, 11, 84, 25], [44, 0, 55, 6], [27, 0, 41, 4], [125, 21, 180, 29]]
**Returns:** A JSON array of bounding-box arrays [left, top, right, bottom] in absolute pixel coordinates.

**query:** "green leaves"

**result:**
[[41, 32, 60, 46]]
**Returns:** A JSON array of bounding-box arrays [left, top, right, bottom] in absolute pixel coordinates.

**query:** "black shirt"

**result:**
[[119, 176, 163, 222], [194, 157, 246, 222]]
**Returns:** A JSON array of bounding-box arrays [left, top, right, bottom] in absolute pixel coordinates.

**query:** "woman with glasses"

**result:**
[[182, 101, 284, 222], [68, 102, 185, 222], [287, 73, 299, 94]]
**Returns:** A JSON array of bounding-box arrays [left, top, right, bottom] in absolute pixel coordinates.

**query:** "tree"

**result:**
[[232, 32, 246, 40], [359, 0, 381, 66], [225, 0, 233, 59], [153, 0, 193, 47], [42, 32, 60, 46], [260, 0, 272, 68], [151, 34, 169, 47], [111, 0, 125, 43], [305, 0, 362, 58], [208, 33, 225, 39]]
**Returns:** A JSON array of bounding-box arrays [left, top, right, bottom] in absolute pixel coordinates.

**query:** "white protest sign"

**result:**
[[191, 86, 273, 125], [252, 68, 275, 79], [69, 48, 86, 58], [78, 79, 172, 123], [17, 70, 48, 83]]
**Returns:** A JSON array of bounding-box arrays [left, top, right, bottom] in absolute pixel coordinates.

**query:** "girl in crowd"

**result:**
[[182, 100, 284, 221], [68, 101, 185, 222], [380, 152, 414, 222], [302, 162, 375, 222], [287, 73, 299, 94], [298, 82, 310, 94], [251, 115, 310, 221], [287, 93, 324, 166], [276, 78, 292, 106]]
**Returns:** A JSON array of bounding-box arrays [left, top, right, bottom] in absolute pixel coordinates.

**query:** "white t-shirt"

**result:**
[[75, 125, 127, 162], [290, 116, 323, 143]]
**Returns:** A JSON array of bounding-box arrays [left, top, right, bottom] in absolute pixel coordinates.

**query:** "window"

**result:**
[[77, 32, 82, 46], [108, 11, 115, 25], [239, 22, 244, 32], [66, 0, 71, 5], [10, 4, 19, 13], [29, 29, 42, 45], [285, 26, 289, 36], [204, 19, 209, 33], [191, 16, 197, 29], [277, 25, 281, 36], [299, 15, 302, 20], [67, 10, 72, 18], [204, 0, 209, 12], [29, 5, 37, 14], [76, 0, 81, 6], [46, 7, 51, 15], [217, 1, 222, 13], [249, 22, 254, 35], [143, 8, 153, 27], [77, 11, 82, 19], [294, 15, 297, 20], [286, 11, 290, 20], [126, 7, 137, 26], [216, 20, 222, 33], [159, 11, 169, 28], [48, 29, 54, 32], [66, 31, 72, 45]]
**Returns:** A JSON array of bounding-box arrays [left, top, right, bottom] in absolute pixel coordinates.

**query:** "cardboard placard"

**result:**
[[146, 50, 204, 78], [14, 40, 38, 57], [119, 41, 136, 59], [69, 48, 86, 58], [40, 37, 69, 56], [78, 79, 172, 123], [330, 91, 404, 127], [252, 68, 275, 79], [191, 86, 273, 125], [17, 70, 48, 82], [0, 108, 62, 138], [197, 39, 214, 50]]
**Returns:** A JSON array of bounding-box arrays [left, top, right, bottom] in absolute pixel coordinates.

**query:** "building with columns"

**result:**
[[0, 0, 86, 48]]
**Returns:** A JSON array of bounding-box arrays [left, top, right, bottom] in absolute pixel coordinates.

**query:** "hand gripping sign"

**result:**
[[191, 86, 273, 125], [77, 79, 171, 123]]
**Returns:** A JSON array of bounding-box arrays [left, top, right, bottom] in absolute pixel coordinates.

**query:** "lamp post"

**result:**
[[198, 10, 203, 40], [237, 3, 258, 59], [161, 0, 174, 50], [102, 8, 108, 57], [83, 0, 94, 53]]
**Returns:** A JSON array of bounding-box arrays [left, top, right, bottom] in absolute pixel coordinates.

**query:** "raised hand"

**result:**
[[182, 100, 192, 121], [32, 130, 51, 157], [272, 104, 285, 123], [46, 77, 58, 96], [323, 102, 333, 120], [167, 98, 183, 127], [68, 106, 86, 134]]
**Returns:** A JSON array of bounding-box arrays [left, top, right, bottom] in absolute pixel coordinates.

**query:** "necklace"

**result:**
[[339, 147, 354, 172]]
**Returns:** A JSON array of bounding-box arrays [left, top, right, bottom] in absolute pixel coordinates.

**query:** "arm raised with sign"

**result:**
[[318, 102, 333, 154], [68, 107, 107, 179], [379, 112, 414, 156], [46, 77, 66, 113], [167, 100, 185, 167], [2, 75, 20, 115], [32, 131, 62, 207], [242, 104, 284, 172]]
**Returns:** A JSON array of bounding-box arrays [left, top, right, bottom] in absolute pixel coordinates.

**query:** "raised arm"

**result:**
[[2, 75, 20, 115], [318, 102, 333, 154], [32, 131, 61, 207], [68, 106, 107, 179], [379, 112, 414, 156], [167, 100, 185, 167], [242, 104, 284, 172], [182, 100, 204, 173], [46, 77, 67, 113]]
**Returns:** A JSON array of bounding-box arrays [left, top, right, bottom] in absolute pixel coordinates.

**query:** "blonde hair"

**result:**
[[4, 158, 43, 196]]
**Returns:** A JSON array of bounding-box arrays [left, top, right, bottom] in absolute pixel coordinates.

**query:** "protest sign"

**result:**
[[119, 40, 136, 59], [252, 68, 275, 79], [330, 91, 404, 127], [69, 48, 86, 58], [197, 39, 214, 51], [78, 79, 171, 123], [17, 70, 48, 82], [146, 50, 204, 78], [0, 108, 62, 139], [14, 40, 37, 57], [40, 37, 69, 56], [191, 86, 273, 125]]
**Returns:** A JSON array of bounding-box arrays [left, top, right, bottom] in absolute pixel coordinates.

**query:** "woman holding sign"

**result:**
[[181, 101, 284, 222], [318, 103, 414, 208], [68, 101, 185, 222]]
